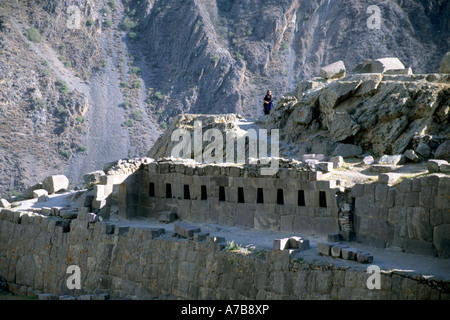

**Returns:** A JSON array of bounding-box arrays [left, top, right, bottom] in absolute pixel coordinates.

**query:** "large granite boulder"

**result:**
[[320, 60, 346, 80], [435, 140, 450, 162], [353, 57, 405, 74], [42, 175, 69, 194]]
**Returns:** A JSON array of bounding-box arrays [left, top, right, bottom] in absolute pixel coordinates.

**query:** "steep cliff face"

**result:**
[[1, 0, 449, 197]]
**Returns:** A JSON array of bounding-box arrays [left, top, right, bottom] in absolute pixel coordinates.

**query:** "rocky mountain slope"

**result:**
[[0, 0, 449, 197]]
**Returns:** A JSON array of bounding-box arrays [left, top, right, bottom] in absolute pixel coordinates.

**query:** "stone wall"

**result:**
[[0, 209, 449, 299], [351, 174, 450, 257], [90, 159, 449, 258], [138, 161, 341, 236]]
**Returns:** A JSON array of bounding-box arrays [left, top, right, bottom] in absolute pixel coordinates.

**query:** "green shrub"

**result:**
[[131, 66, 141, 75], [86, 19, 95, 27], [42, 60, 49, 67], [132, 110, 143, 121], [78, 145, 88, 152], [56, 80, 70, 94], [121, 81, 129, 88], [104, 20, 112, 28], [161, 122, 168, 129], [36, 97, 46, 109], [60, 150, 71, 159], [122, 100, 130, 108], [121, 16, 137, 31], [154, 91, 163, 100], [102, 6, 111, 14], [101, 59, 107, 68], [124, 119, 134, 127], [25, 27, 41, 43], [281, 41, 289, 51], [64, 60, 72, 68], [128, 32, 138, 41], [75, 115, 84, 123], [211, 55, 220, 64], [132, 80, 141, 89]]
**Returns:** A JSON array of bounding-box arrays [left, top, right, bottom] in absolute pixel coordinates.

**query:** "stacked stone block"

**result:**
[[352, 174, 449, 257], [0, 208, 448, 300], [135, 160, 341, 236]]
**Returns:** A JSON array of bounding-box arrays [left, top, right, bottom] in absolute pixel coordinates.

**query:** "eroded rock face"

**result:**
[[260, 73, 450, 158]]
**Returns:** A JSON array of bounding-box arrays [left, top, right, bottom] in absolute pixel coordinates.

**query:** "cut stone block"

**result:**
[[273, 238, 290, 250], [331, 156, 343, 169], [317, 242, 334, 256], [0, 199, 10, 208], [41, 207, 52, 216], [320, 60, 346, 79], [327, 233, 341, 242], [174, 222, 201, 238], [378, 173, 400, 185], [194, 232, 210, 242], [428, 159, 448, 173], [356, 252, 374, 263], [42, 175, 69, 194], [370, 164, 398, 173], [38, 194, 49, 203], [341, 247, 359, 260], [159, 211, 176, 223], [316, 162, 333, 173], [288, 237, 310, 250], [60, 209, 78, 219], [440, 163, 450, 173], [22, 183, 43, 199], [331, 244, 349, 258], [379, 154, 403, 165], [33, 189, 48, 199], [353, 57, 405, 74]]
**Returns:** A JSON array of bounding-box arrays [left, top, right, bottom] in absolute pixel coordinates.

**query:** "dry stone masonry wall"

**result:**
[[1, 209, 449, 300]]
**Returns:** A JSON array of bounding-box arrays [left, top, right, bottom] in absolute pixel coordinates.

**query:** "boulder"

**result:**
[[333, 143, 362, 158], [353, 57, 405, 74], [427, 159, 448, 173], [320, 60, 346, 79], [329, 112, 361, 141], [22, 183, 43, 199], [331, 156, 344, 169], [415, 142, 431, 158], [33, 189, 48, 199], [292, 104, 314, 125], [378, 154, 403, 165], [344, 73, 383, 96], [0, 199, 10, 208], [83, 171, 105, 188], [440, 52, 450, 74], [363, 155, 374, 165], [435, 140, 450, 162], [404, 149, 419, 163], [42, 175, 69, 194]]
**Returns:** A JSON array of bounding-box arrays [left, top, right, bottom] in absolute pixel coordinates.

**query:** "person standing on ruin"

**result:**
[[263, 90, 273, 115]]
